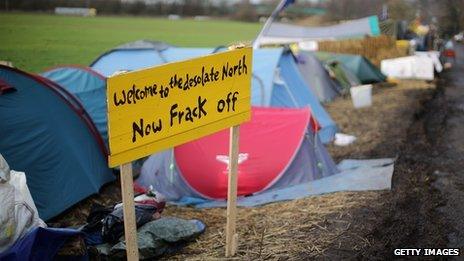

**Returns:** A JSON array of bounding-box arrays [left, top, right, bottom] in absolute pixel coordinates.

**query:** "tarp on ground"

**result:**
[[315, 51, 387, 84], [191, 158, 394, 208], [41, 66, 109, 146], [295, 51, 342, 102], [137, 107, 338, 201], [90, 41, 337, 143], [255, 16, 381, 46], [0, 65, 114, 220]]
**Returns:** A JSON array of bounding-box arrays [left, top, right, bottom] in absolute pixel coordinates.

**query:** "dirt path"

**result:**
[[360, 44, 464, 258], [430, 44, 464, 250]]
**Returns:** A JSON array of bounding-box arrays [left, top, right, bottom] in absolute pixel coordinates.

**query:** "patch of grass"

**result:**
[[0, 12, 261, 72]]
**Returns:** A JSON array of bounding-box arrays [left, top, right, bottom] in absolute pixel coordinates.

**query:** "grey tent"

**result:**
[[295, 51, 342, 102]]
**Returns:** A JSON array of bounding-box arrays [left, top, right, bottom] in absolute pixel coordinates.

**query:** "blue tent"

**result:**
[[0, 65, 114, 220], [90, 41, 337, 143], [251, 48, 337, 142], [41, 66, 109, 146], [90, 41, 213, 77]]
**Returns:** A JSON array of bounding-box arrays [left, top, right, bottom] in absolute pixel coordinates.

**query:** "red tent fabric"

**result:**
[[174, 107, 315, 199]]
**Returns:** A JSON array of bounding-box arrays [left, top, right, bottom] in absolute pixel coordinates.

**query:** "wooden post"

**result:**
[[225, 125, 240, 257], [120, 163, 139, 261]]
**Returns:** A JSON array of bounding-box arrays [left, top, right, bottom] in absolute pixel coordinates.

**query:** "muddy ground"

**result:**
[[54, 53, 464, 259], [359, 45, 464, 259]]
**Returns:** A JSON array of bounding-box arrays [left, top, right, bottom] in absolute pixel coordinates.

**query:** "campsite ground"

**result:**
[[54, 68, 440, 259], [155, 50, 464, 259], [5, 12, 464, 259]]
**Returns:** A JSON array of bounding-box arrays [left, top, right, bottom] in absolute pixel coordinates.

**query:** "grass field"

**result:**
[[0, 13, 261, 72]]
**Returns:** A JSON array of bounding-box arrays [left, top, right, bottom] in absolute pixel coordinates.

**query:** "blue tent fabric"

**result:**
[[0, 65, 114, 220], [0, 227, 81, 261], [277, 53, 337, 142], [41, 66, 109, 146], [91, 49, 167, 77], [90, 42, 337, 143], [251, 48, 283, 106], [251, 49, 337, 142]]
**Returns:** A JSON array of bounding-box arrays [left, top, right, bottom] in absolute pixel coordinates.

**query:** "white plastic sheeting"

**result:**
[[415, 51, 443, 73], [381, 55, 435, 80], [0, 155, 45, 253], [256, 16, 380, 46], [0, 154, 9, 182], [334, 133, 357, 146]]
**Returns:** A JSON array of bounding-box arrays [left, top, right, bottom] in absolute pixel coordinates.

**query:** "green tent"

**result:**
[[325, 60, 361, 93], [315, 52, 386, 84]]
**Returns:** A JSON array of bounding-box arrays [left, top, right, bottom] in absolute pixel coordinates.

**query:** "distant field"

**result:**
[[0, 13, 261, 72]]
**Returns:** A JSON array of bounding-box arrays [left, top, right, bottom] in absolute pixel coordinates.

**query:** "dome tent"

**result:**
[[326, 60, 362, 92], [315, 51, 387, 84], [41, 66, 109, 146], [0, 65, 113, 220], [295, 51, 343, 102], [137, 107, 338, 204]]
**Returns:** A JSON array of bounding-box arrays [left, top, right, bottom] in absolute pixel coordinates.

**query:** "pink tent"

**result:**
[[137, 107, 337, 202]]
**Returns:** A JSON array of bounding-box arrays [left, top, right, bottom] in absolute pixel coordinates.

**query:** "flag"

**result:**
[[253, 0, 297, 49], [279, 0, 296, 12]]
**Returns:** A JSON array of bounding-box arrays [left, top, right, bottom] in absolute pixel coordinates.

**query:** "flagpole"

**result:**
[[252, 0, 288, 49]]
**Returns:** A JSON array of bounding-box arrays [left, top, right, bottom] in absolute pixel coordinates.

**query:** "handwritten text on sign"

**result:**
[[107, 47, 252, 167]]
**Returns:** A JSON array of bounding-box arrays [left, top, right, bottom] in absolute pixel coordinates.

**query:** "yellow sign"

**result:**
[[107, 47, 252, 167]]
